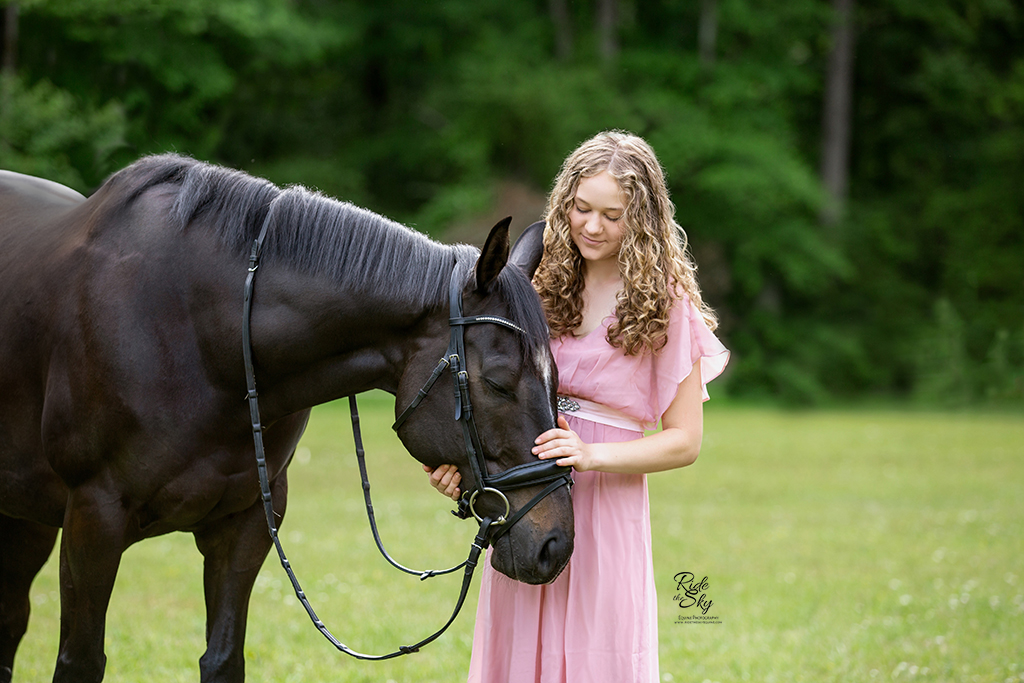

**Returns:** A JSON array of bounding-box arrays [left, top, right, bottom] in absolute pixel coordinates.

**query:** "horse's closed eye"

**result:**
[[484, 378, 517, 401]]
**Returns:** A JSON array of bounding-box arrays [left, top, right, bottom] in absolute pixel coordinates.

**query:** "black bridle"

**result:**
[[392, 268, 573, 540], [241, 208, 571, 660]]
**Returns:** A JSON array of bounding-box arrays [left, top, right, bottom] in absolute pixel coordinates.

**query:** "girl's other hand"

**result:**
[[422, 463, 461, 501]]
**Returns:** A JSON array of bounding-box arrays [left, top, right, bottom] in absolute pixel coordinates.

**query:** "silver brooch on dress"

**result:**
[[557, 396, 580, 412]]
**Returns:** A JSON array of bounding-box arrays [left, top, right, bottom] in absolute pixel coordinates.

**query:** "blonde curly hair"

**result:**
[[534, 131, 717, 355]]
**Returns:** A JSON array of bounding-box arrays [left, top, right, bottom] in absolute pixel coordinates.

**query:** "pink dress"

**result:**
[[467, 297, 729, 683]]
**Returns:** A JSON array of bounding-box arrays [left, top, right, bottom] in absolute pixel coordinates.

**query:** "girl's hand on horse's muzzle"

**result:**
[[423, 463, 461, 501]]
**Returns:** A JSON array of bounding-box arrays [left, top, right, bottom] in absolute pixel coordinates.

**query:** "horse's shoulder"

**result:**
[[0, 170, 87, 208]]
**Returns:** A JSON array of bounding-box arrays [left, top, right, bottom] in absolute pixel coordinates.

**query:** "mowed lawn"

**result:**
[[14, 393, 1023, 682]]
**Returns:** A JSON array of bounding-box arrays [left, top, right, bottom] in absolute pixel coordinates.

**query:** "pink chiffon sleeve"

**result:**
[[649, 296, 730, 416]]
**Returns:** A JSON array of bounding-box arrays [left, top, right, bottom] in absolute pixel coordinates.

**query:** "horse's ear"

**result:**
[[476, 216, 512, 294], [509, 220, 545, 280]]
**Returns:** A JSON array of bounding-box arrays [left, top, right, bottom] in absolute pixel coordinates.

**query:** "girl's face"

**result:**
[[569, 171, 627, 268]]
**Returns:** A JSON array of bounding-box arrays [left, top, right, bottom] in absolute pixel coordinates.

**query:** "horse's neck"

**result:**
[[241, 265, 442, 418]]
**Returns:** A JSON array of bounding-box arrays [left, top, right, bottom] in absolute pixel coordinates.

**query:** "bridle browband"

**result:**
[[242, 206, 572, 660]]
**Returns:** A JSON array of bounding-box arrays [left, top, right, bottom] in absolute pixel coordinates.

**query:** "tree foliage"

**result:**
[[2, 0, 1021, 404]]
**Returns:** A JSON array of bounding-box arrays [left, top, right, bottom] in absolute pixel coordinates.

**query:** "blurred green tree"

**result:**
[[1, 0, 1021, 405]]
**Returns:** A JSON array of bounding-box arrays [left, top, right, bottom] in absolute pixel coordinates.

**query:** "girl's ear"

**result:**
[[509, 221, 545, 280]]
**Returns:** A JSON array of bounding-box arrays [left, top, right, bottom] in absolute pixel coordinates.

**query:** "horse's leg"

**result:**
[[193, 471, 287, 683], [0, 515, 60, 683], [52, 486, 128, 683]]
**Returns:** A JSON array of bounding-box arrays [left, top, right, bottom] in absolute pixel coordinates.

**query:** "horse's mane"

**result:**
[[104, 154, 549, 348]]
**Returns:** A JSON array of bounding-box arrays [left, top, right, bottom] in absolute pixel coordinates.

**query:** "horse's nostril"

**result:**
[[536, 530, 571, 580]]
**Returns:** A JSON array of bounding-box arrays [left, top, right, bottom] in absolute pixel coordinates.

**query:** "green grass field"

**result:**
[[13, 393, 1023, 682]]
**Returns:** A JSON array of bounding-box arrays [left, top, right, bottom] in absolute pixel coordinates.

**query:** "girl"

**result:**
[[427, 131, 729, 682]]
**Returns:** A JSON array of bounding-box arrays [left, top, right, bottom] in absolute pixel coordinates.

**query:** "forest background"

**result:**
[[2, 0, 1022, 406]]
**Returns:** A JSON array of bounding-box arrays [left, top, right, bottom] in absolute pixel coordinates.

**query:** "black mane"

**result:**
[[105, 153, 549, 349]]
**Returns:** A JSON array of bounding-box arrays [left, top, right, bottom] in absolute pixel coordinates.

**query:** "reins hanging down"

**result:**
[[349, 395, 467, 581], [242, 207, 571, 660]]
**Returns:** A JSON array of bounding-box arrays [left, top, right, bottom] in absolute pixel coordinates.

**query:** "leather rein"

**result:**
[[241, 209, 571, 660]]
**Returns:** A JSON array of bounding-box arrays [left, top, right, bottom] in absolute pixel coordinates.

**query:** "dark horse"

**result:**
[[0, 155, 573, 682]]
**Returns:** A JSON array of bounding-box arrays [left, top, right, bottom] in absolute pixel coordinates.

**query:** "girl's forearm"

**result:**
[[583, 425, 701, 474]]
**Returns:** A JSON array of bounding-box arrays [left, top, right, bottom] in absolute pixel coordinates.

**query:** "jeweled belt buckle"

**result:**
[[556, 396, 580, 413]]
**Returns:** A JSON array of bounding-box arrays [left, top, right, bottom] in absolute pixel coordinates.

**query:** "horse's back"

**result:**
[[0, 169, 90, 271], [0, 169, 86, 216], [0, 168, 91, 312]]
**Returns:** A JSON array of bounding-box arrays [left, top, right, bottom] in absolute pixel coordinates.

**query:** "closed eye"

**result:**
[[484, 378, 516, 401]]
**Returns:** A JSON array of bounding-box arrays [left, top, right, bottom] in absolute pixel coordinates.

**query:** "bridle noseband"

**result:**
[[241, 208, 571, 660], [392, 269, 573, 540]]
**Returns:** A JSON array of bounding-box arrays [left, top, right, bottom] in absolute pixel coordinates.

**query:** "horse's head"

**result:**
[[395, 219, 573, 585]]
